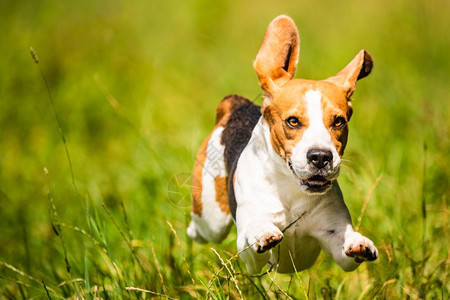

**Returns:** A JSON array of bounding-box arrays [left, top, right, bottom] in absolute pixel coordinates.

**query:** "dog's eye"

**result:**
[[333, 116, 346, 128], [286, 116, 301, 128]]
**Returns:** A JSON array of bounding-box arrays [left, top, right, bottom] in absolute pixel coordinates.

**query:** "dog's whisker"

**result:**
[[341, 158, 355, 163]]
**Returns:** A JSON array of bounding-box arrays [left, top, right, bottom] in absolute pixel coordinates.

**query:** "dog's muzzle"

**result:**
[[288, 148, 338, 194]]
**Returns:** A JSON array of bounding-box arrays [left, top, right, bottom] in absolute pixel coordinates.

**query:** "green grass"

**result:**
[[0, 0, 448, 298]]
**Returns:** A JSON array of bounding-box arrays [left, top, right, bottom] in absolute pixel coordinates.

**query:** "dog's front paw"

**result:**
[[248, 226, 284, 253], [255, 231, 284, 253], [344, 235, 378, 263]]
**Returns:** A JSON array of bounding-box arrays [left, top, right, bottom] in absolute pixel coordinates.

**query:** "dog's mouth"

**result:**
[[300, 176, 331, 193], [288, 161, 332, 194]]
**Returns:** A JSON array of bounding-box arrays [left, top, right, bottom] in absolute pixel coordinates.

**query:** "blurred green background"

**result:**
[[0, 0, 448, 298]]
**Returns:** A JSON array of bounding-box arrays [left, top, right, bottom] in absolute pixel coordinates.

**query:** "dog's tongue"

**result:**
[[303, 176, 329, 186]]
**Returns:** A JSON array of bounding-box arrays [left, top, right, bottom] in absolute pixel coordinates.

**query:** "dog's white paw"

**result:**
[[344, 234, 378, 263], [248, 225, 284, 253]]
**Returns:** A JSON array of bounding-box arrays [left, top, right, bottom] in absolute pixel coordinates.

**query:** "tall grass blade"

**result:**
[[84, 251, 91, 299], [355, 174, 383, 231], [421, 142, 428, 260], [211, 248, 242, 299], [166, 220, 198, 298], [42, 279, 52, 300], [287, 251, 308, 300], [30, 47, 82, 201]]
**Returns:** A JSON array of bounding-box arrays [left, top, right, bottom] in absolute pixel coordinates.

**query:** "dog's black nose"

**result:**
[[307, 149, 332, 169]]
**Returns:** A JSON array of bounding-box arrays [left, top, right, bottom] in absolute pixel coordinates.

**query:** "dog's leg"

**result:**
[[318, 223, 378, 271], [342, 225, 378, 264], [236, 218, 284, 274], [188, 126, 233, 244]]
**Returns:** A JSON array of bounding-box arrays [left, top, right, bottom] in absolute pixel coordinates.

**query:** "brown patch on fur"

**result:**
[[214, 176, 230, 214], [318, 81, 352, 156], [191, 135, 210, 217], [254, 15, 300, 95], [215, 95, 249, 127], [262, 79, 313, 160]]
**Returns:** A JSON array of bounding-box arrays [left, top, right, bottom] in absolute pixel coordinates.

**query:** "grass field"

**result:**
[[0, 0, 448, 298]]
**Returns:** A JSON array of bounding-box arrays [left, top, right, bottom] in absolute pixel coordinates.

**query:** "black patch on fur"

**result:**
[[357, 51, 373, 80], [220, 95, 262, 220], [282, 44, 293, 72]]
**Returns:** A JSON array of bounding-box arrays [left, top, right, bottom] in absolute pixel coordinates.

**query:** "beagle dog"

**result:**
[[187, 15, 378, 274]]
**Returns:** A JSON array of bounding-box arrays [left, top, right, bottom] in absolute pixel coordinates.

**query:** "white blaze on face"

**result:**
[[291, 90, 341, 178]]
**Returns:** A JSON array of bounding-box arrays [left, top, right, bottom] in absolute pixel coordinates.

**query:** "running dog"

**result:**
[[187, 15, 378, 274]]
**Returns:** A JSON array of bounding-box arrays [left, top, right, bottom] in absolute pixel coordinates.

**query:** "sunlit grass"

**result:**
[[0, 0, 448, 298]]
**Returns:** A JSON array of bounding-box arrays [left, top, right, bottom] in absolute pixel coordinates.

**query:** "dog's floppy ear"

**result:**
[[253, 15, 300, 97], [326, 49, 373, 98]]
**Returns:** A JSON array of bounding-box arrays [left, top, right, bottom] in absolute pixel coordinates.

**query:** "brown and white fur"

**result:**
[[187, 15, 378, 274]]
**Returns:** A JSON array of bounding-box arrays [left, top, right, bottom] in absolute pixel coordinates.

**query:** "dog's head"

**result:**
[[254, 15, 373, 194]]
